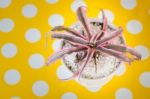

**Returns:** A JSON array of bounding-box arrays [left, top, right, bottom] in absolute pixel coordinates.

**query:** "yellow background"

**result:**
[[0, 0, 150, 99]]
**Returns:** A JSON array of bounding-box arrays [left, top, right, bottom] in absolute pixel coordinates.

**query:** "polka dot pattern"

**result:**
[[0, 0, 150, 99], [28, 53, 45, 69], [22, 4, 37, 18], [115, 63, 126, 76], [126, 20, 143, 34], [46, 0, 58, 4], [4, 69, 21, 85], [1, 43, 17, 58], [0, 18, 14, 33], [52, 39, 62, 52], [0, 0, 11, 8], [87, 86, 101, 92], [139, 72, 150, 88], [11, 96, 21, 99], [115, 88, 132, 99], [61, 92, 78, 99], [48, 14, 64, 27], [32, 80, 49, 96], [134, 45, 150, 60], [25, 28, 41, 43], [121, 0, 137, 10], [56, 65, 73, 79]]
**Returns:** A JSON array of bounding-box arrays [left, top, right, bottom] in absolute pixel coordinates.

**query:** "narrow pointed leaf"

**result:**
[[77, 6, 92, 39], [101, 9, 108, 31], [78, 49, 95, 80], [51, 33, 89, 45], [52, 26, 88, 40], [104, 44, 141, 60], [96, 46, 134, 63], [46, 47, 86, 65], [96, 27, 123, 46]]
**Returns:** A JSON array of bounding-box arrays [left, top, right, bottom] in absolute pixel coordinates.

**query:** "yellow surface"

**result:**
[[0, 0, 150, 99]]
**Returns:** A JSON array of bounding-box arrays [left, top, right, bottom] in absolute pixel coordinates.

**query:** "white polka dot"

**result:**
[[71, 0, 87, 12], [87, 86, 101, 92], [139, 72, 150, 88], [48, 14, 64, 27], [115, 63, 126, 76], [4, 69, 21, 85], [115, 88, 132, 99], [1, 43, 17, 58], [126, 20, 143, 34], [57, 65, 73, 79], [134, 45, 149, 60], [11, 96, 20, 99], [121, 0, 137, 10], [52, 39, 62, 52], [22, 4, 37, 18], [0, 0, 11, 8], [98, 9, 115, 22], [32, 80, 49, 96], [46, 0, 58, 4], [28, 53, 45, 69], [0, 18, 14, 33], [25, 28, 41, 43], [61, 92, 78, 99]]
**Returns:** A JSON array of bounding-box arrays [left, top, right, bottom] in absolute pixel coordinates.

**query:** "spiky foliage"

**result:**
[[47, 6, 141, 81]]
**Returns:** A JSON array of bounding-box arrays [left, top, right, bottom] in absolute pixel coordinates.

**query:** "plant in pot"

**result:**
[[46, 6, 141, 89]]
